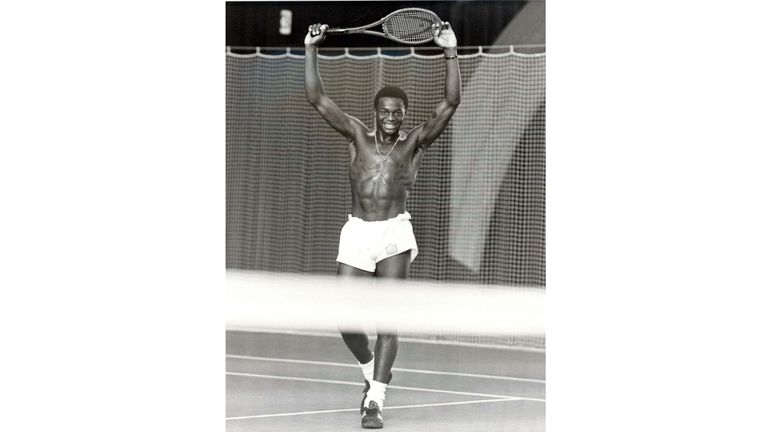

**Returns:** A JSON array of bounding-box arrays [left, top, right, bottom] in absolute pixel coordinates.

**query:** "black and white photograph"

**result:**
[[225, 1, 546, 430], [8, 1, 768, 432]]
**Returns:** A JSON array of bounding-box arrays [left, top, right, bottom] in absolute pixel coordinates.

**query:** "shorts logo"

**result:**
[[386, 244, 398, 255]]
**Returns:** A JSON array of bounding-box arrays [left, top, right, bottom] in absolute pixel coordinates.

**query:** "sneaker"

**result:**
[[361, 400, 383, 429], [360, 372, 392, 414]]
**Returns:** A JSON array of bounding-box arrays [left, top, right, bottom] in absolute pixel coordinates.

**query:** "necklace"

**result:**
[[374, 131, 401, 160]]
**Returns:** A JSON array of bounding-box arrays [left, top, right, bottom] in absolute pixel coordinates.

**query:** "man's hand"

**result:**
[[305, 23, 328, 46], [432, 22, 457, 49]]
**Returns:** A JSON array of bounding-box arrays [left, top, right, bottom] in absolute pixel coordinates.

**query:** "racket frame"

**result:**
[[326, 7, 442, 45]]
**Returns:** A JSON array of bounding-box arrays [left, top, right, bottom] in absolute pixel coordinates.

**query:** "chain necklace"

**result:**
[[374, 130, 401, 160]]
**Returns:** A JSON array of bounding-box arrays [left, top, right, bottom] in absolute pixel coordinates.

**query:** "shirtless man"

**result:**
[[305, 21, 460, 429]]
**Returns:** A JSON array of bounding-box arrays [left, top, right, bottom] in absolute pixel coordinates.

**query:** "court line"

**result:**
[[226, 354, 546, 384], [227, 397, 539, 421], [226, 371, 539, 400]]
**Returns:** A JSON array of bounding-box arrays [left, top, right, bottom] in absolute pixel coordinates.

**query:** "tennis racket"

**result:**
[[326, 8, 443, 45]]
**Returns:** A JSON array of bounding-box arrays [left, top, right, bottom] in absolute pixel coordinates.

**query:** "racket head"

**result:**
[[381, 8, 443, 45]]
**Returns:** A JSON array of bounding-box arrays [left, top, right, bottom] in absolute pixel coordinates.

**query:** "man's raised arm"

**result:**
[[305, 24, 359, 139], [415, 22, 461, 149]]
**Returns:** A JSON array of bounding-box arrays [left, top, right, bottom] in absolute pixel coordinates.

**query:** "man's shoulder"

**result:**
[[349, 120, 372, 136], [346, 123, 372, 146], [403, 125, 425, 144]]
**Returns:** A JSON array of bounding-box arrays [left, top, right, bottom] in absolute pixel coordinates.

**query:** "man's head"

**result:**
[[374, 86, 408, 111], [374, 86, 408, 135]]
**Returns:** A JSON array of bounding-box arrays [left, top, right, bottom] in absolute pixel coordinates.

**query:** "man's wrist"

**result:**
[[443, 47, 457, 58]]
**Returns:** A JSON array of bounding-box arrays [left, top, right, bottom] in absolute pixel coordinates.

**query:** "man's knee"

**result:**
[[376, 332, 398, 341], [342, 332, 368, 343]]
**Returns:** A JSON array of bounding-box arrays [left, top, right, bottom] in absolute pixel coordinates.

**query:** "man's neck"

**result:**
[[376, 130, 400, 145]]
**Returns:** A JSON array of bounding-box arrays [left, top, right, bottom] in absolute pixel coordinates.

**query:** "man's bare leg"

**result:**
[[360, 251, 410, 428], [338, 263, 375, 363], [372, 251, 410, 382]]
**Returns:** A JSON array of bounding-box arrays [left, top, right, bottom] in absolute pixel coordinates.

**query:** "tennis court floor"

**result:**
[[226, 331, 545, 431]]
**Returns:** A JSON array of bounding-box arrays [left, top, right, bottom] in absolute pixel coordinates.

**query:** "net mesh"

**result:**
[[226, 49, 545, 349], [382, 9, 442, 44]]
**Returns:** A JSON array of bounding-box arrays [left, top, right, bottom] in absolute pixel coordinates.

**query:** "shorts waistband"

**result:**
[[347, 211, 411, 224]]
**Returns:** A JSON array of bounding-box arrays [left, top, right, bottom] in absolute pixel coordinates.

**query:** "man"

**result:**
[[305, 21, 460, 429]]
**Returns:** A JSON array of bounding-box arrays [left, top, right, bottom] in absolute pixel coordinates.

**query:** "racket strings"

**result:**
[[383, 10, 441, 44]]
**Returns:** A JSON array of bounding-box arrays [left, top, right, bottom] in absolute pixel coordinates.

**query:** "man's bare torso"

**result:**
[[348, 129, 424, 221]]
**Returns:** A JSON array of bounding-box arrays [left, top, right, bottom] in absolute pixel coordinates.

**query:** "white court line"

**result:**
[[226, 371, 538, 400], [227, 397, 539, 421], [226, 354, 546, 384], [227, 406, 358, 421]]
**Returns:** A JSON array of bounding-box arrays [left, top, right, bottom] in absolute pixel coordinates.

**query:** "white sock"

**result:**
[[364, 379, 387, 409], [358, 354, 375, 383]]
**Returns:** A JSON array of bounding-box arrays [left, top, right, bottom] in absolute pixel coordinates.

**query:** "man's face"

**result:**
[[375, 97, 406, 135]]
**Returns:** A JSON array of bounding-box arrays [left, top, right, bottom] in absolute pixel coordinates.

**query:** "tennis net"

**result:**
[[226, 48, 545, 349], [226, 270, 544, 351]]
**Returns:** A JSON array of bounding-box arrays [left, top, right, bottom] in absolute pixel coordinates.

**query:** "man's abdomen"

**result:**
[[351, 173, 410, 221]]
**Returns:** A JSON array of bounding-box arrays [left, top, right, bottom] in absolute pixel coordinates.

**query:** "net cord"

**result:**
[[225, 46, 545, 60], [227, 45, 545, 52]]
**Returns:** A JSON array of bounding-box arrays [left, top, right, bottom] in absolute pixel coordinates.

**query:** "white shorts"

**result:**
[[336, 211, 418, 272]]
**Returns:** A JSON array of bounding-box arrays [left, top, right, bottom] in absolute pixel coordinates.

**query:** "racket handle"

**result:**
[[325, 28, 348, 34]]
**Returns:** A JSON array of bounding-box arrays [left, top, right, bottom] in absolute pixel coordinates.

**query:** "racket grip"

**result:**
[[325, 28, 348, 34]]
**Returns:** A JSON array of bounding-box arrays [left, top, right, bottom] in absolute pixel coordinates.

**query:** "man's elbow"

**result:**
[[305, 91, 321, 106]]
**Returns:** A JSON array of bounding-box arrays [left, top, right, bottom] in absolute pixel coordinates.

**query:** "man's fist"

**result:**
[[305, 23, 328, 46], [432, 22, 457, 49]]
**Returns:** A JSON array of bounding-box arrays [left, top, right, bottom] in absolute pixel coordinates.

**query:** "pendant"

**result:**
[[368, 155, 388, 170]]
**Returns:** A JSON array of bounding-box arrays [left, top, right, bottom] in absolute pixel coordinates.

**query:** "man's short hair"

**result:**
[[374, 86, 409, 110]]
